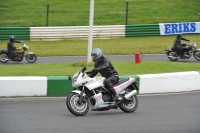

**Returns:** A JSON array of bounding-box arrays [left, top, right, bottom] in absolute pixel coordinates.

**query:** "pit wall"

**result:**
[[0, 71, 200, 97]]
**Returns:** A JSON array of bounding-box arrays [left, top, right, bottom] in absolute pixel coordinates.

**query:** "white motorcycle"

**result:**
[[66, 67, 139, 116]]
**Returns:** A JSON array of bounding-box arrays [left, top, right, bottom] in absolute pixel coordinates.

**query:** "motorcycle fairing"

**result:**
[[26, 52, 34, 54], [71, 90, 86, 96], [114, 77, 136, 94], [91, 93, 115, 111], [91, 77, 136, 110], [85, 77, 105, 90], [72, 72, 91, 88]]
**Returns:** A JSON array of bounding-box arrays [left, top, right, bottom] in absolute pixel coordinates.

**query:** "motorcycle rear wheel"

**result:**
[[119, 88, 138, 113], [66, 93, 89, 116], [167, 51, 178, 61], [0, 54, 8, 63]]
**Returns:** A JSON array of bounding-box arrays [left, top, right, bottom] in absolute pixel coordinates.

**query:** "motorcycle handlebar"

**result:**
[[82, 67, 87, 73], [68, 76, 72, 80]]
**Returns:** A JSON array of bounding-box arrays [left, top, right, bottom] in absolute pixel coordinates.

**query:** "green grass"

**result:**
[[0, 0, 199, 26], [0, 61, 200, 76], [1, 35, 199, 76], [0, 35, 200, 56], [1, 0, 200, 76]]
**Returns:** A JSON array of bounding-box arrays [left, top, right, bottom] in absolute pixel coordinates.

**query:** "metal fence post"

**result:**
[[46, 4, 49, 26], [125, 0, 129, 25]]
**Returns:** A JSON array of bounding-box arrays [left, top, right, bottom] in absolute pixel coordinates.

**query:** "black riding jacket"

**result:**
[[89, 56, 118, 78], [173, 36, 190, 49], [7, 40, 21, 52]]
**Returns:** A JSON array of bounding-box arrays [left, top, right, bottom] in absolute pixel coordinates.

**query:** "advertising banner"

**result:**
[[159, 22, 200, 35]]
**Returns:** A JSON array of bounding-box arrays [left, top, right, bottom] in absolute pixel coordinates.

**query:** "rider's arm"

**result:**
[[87, 69, 98, 78], [14, 40, 22, 43], [95, 58, 110, 71], [181, 37, 190, 42]]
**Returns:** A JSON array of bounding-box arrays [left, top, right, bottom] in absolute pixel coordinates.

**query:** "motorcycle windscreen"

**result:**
[[85, 77, 105, 90]]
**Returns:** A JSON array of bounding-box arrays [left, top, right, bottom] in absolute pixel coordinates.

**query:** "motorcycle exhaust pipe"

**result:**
[[168, 56, 178, 59], [115, 90, 137, 106], [124, 90, 137, 99], [168, 56, 177, 58]]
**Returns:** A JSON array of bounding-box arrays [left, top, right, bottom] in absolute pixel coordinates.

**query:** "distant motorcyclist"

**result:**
[[7, 36, 22, 59], [87, 48, 119, 102], [173, 34, 191, 57]]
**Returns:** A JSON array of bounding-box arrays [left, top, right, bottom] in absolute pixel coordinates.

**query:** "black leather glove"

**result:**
[[86, 71, 92, 74], [86, 71, 93, 78]]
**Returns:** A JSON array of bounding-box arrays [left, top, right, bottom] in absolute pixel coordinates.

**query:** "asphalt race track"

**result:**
[[0, 91, 200, 133], [0, 54, 200, 65]]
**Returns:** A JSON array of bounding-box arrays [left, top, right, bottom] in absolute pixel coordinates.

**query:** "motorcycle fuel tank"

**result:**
[[85, 77, 105, 90]]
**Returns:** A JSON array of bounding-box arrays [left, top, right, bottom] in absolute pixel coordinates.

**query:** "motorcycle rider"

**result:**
[[173, 34, 191, 57], [87, 48, 119, 102], [7, 36, 22, 59]]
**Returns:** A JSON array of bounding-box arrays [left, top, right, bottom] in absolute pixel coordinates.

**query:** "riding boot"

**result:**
[[180, 52, 184, 58], [110, 87, 118, 102]]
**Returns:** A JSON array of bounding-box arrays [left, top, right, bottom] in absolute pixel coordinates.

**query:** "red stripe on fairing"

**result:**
[[94, 93, 102, 100], [85, 77, 105, 86], [115, 78, 135, 90]]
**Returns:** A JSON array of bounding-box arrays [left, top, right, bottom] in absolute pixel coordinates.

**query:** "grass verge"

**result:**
[[0, 35, 199, 56], [0, 61, 199, 76]]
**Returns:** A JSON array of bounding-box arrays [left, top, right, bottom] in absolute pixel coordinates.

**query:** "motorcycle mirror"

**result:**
[[68, 76, 72, 80], [82, 67, 87, 72]]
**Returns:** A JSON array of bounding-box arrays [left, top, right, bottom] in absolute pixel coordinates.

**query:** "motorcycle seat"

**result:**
[[171, 47, 176, 51], [1, 49, 7, 53], [114, 77, 130, 87]]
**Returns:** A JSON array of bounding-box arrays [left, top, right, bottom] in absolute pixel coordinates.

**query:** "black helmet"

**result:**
[[177, 34, 182, 39], [9, 36, 15, 42], [91, 48, 103, 62]]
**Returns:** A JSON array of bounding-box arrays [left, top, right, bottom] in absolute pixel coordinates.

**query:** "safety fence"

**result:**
[[0, 24, 159, 41], [1, 71, 200, 97], [30, 25, 125, 40], [0, 23, 199, 41], [125, 24, 160, 37], [0, 27, 30, 40]]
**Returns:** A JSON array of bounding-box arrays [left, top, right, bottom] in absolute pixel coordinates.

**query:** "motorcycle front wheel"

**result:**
[[119, 88, 138, 113], [66, 93, 89, 116], [26, 54, 37, 63], [193, 50, 200, 61]]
